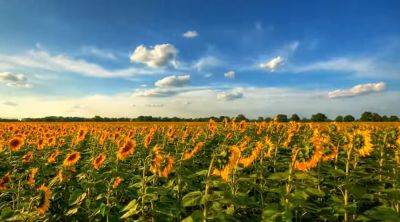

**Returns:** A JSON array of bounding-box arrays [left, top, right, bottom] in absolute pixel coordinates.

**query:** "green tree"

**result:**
[[311, 113, 328, 122], [290, 114, 300, 122], [343, 115, 355, 122], [275, 114, 288, 122], [335, 115, 344, 122]]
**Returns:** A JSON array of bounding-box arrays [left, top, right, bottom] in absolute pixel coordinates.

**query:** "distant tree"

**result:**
[[360, 112, 372, 121], [275, 114, 288, 122], [235, 114, 248, 122], [290, 114, 300, 122], [382, 115, 389, 122], [335, 115, 344, 122], [371, 113, 382, 122], [389, 115, 399, 122], [264, 117, 273, 122], [311, 113, 328, 122], [343, 115, 355, 122], [257, 116, 264, 122], [301, 117, 309, 122]]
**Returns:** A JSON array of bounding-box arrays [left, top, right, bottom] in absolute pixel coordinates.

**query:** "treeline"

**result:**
[[0, 112, 399, 122]]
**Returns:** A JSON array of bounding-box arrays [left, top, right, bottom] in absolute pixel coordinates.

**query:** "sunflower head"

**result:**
[[9, 136, 24, 152], [63, 151, 80, 167]]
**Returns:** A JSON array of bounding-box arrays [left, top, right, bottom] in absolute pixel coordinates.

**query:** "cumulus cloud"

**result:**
[[183, 30, 198, 38], [155, 75, 190, 88], [328, 82, 386, 98], [224, 70, 235, 79], [130, 44, 178, 68], [0, 72, 32, 88], [260, 56, 284, 72], [81, 46, 117, 60], [217, 88, 244, 101], [0, 49, 158, 78], [3, 101, 18, 106]]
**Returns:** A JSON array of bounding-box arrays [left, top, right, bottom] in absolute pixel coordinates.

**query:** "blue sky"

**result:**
[[0, 0, 399, 118]]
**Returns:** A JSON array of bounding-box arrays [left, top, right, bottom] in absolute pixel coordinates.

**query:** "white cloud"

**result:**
[[81, 46, 117, 60], [293, 57, 375, 74], [130, 44, 178, 68], [155, 75, 190, 88], [224, 70, 235, 79], [328, 82, 386, 98], [0, 72, 32, 88], [134, 88, 181, 97], [217, 88, 244, 101], [0, 49, 158, 78], [260, 56, 284, 71], [194, 56, 222, 71], [3, 101, 18, 106], [183, 30, 198, 38]]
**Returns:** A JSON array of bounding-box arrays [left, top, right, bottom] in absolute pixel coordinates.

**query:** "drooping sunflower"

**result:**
[[117, 139, 136, 160], [112, 177, 122, 189], [37, 185, 52, 215], [0, 173, 11, 190], [92, 153, 106, 170], [22, 151, 34, 164], [213, 146, 241, 181], [239, 141, 264, 168], [63, 151, 81, 167], [358, 130, 374, 157], [47, 150, 61, 164], [293, 130, 323, 171], [182, 142, 204, 160], [9, 136, 24, 152], [27, 167, 39, 186]]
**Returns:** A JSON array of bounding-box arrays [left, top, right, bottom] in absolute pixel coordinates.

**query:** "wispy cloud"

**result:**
[[183, 30, 198, 38], [260, 56, 284, 72], [0, 72, 32, 88], [0, 49, 159, 78], [193, 56, 222, 71], [224, 70, 235, 79], [3, 101, 18, 106], [328, 82, 386, 98], [217, 88, 244, 101], [81, 46, 117, 60]]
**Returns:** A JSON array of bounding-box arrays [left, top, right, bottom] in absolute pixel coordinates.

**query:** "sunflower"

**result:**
[[9, 136, 24, 152], [27, 167, 39, 186], [239, 141, 264, 168], [0, 173, 11, 190], [358, 131, 373, 157], [213, 146, 241, 181], [144, 128, 156, 148], [160, 155, 174, 177], [22, 151, 34, 164], [37, 185, 52, 215], [75, 128, 88, 144], [63, 151, 81, 167], [293, 131, 323, 171], [117, 139, 136, 160], [112, 177, 122, 189], [92, 153, 106, 170], [182, 142, 204, 160], [47, 150, 61, 164]]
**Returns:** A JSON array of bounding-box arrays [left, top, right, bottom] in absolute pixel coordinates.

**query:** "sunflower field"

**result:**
[[0, 120, 400, 221]]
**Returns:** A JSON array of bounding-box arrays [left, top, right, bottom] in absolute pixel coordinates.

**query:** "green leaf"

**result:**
[[182, 191, 202, 207], [305, 187, 325, 197], [65, 207, 79, 216], [363, 205, 400, 221], [120, 199, 139, 219], [181, 210, 203, 222], [69, 192, 87, 206], [268, 172, 289, 180]]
